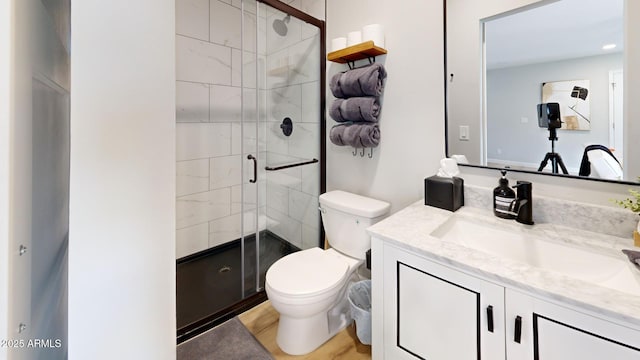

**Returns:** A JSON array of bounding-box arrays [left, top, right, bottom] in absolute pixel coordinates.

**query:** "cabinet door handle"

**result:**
[[514, 315, 522, 343], [486, 305, 494, 333]]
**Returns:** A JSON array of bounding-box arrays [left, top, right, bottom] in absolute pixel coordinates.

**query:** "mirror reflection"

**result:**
[[446, 0, 638, 182]]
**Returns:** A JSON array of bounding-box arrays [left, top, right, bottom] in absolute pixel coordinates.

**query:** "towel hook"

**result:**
[[352, 148, 357, 156], [368, 148, 373, 158], [360, 148, 365, 157]]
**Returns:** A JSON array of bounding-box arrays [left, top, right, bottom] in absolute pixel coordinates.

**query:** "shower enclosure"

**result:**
[[175, 0, 325, 342]]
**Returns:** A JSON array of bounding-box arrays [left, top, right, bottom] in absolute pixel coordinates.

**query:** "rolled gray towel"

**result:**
[[330, 63, 387, 98], [329, 123, 380, 148], [329, 123, 348, 146], [356, 123, 380, 147], [329, 97, 381, 123]]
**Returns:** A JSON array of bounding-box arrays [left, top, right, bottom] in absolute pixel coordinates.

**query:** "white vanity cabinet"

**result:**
[[372, 239, 640, 360], [375, 241, 505, 359]]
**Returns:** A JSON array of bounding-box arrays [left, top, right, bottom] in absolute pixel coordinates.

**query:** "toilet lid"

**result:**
[[266, 247, 349, 297]]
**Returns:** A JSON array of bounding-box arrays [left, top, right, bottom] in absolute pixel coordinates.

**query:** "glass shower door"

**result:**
[[175, 0, 324, 341], [241, 0, 324, 294]]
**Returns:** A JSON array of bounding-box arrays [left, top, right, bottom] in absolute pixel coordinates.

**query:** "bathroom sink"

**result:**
[[430, 216, 640, 296]]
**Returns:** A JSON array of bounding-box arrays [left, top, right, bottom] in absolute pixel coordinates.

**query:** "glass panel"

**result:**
[[260, 6, 322, 290], [175, 0, 248, 332], [241, 0, 261, 296]]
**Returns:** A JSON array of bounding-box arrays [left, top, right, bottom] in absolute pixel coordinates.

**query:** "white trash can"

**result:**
[[348, 280, 372, 345]]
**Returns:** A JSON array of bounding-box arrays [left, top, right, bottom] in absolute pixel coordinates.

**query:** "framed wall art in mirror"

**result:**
[[541, 80, 591, 131]]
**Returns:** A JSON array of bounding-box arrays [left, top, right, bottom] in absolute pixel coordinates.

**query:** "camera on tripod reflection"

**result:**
[[536, 102, 568, 175], [537, 102, 562, 129]]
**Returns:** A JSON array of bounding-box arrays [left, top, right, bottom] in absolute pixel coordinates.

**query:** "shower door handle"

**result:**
[[247, 154, 257, 183]]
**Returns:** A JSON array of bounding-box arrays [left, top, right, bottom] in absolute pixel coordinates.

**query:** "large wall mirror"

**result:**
[[445, 0, 640, 184]]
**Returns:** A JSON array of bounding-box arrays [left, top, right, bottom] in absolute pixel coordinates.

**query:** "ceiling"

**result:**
[[485, 0, 623, 70]]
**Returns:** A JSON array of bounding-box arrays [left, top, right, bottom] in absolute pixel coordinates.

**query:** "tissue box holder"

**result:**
[[425, 176, 464, 212]]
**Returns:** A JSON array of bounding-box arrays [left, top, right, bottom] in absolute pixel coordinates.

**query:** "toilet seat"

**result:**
[[266, 247, 349, 299]]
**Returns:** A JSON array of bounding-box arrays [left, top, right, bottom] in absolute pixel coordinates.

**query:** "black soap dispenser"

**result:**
[[493, 170, 516, 219]]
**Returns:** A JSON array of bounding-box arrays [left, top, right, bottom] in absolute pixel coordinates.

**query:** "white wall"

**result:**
[[5, 1, 36, 358], [326, 0, 445, 213], [0, 0, 10, 356], [69, 1, 176, 359]]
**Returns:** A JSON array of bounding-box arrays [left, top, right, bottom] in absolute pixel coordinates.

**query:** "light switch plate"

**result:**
[[459, 125, 469, 141]]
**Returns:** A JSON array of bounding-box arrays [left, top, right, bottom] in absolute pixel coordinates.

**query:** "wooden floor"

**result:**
[[238, 300, 372, 359]]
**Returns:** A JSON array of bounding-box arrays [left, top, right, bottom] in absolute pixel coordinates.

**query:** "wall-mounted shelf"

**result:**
[[327, 40, 387, 64]]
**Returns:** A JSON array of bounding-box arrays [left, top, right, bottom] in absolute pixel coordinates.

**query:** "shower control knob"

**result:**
[[280, 117, 293, 136]]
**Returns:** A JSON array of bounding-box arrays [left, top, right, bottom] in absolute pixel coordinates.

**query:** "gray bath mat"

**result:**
[[177, 317, 273, 360]]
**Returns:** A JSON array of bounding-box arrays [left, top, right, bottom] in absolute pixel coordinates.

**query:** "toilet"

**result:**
[[265, 190, 391, 355]]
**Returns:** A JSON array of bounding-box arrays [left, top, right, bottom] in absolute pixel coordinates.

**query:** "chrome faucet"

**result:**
[[510, 181, 534, 225]]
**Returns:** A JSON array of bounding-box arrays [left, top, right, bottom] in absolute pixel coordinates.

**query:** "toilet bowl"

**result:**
[[266, 247, 361, 355], [265, 190, 390, 355]]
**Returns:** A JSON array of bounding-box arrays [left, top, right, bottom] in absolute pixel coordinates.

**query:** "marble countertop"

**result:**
[[367, 201, 640, 328]]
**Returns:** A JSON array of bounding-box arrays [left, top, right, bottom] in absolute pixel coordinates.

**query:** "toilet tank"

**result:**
[[319, 191, 391, 260]]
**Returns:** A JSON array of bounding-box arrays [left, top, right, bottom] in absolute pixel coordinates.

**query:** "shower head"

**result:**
[[272, 14, 290, 36]]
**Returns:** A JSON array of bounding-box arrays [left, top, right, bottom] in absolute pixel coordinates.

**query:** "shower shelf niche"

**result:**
[[268, 65, 291, 77], [327, 40, 387, 64]]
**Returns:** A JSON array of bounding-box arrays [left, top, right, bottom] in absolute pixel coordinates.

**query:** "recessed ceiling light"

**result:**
[[602, 43, 617, 50]]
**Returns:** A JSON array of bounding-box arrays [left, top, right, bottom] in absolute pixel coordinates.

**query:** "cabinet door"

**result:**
[[381, 244, 505, 359], [506, 288, 640, 360]]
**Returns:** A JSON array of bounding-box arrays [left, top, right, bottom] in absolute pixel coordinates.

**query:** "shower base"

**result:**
[[176, 230, 298, 343]]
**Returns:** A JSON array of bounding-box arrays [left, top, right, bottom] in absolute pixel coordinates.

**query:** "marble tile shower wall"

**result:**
[[175, 0, 324, 259]]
